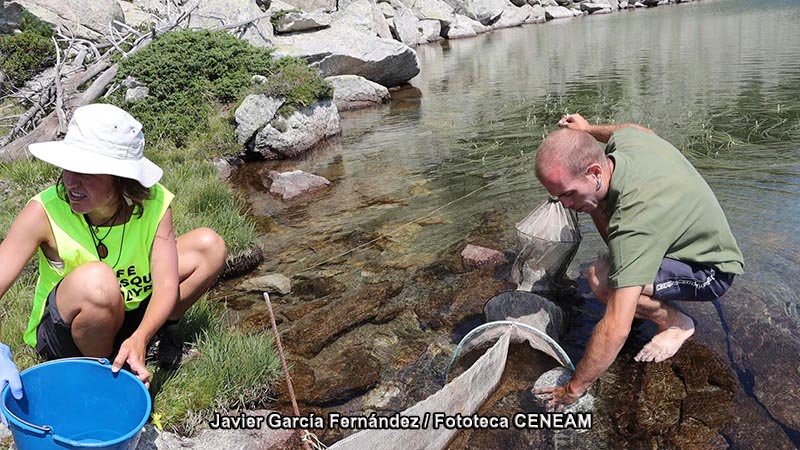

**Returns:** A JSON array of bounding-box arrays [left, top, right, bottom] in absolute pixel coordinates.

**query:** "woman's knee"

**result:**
[[185, 227, 227, 270], [59, 262, 123, 316]]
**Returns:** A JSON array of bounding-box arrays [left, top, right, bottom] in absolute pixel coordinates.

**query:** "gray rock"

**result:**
[[274, 10, 331, 33], [401, 0, 454, 26], [15, 0, 124, 39], [118, 1, 157, 29], [0, 2, 24, 34], [527, 4, 546, 22], [392, 4, 422, 46], [251, 74, 268, 84], [544, 5, 573, 19], [253, 99, 341, 158], [332, 0, 390, 38], [235, 273, 292, 294], [268, 170, 331, 200], [280, 0, 330, 11], [125, 86, 150, 102], [634, 1, 645, 7], [492, 4, 530, 29], [510, 0, 526, 6], [443, 13, 486, 38], [234, 94, 285, 145], [460, 0, 505, 25], [186, 0, 274, 47], [461, 244, 508, 269], [379, 1, 395, 17], [418, 19, 442, 44], [211, 155, 243, 180], [581, 2, 613, 13], [273, 27, 419, 87], [325, 74, 390, 111], [533, 367, 595, 413]]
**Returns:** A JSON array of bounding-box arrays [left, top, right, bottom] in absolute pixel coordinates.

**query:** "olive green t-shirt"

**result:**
[[604, 128, 744, 289]]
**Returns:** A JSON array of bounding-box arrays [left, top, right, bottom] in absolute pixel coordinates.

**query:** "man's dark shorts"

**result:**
[[35, 283, 150, 361], [652, 258, 735, 302]]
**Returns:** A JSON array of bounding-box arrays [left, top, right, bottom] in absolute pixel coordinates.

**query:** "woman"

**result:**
[[0, 104, 227, 396]]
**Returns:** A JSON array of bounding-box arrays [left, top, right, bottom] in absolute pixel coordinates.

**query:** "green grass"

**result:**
[[149, 297, 281, 434]]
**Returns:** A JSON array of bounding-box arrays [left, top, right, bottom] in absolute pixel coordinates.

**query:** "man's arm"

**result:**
[[558, 113, 653, 143], [535, 285, 642, 408]]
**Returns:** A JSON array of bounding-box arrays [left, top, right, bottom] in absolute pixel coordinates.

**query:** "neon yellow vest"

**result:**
[[23, 183, 174, 347]]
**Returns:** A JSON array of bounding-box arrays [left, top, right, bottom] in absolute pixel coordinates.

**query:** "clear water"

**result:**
[[234, 0, 800, 441]]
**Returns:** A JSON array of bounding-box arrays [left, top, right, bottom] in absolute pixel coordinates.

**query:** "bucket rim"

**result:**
[[0, 357, 151, 447]]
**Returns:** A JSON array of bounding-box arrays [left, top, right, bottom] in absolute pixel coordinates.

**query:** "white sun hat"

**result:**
[[28, 104, 163, 187]]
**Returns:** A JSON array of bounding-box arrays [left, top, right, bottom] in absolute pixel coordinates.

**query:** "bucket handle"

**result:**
[[4, 357, 111, 436]]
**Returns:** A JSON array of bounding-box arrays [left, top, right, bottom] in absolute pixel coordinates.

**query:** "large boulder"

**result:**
[[273, 27, 419, 87], [391, 3, 422, 46], [544, 5, 573, 19], [418, 19, 442, 44], [274, 10, 331, 33], [252, 99, 341, 158], [400, 0, 455, 26], [325, 74, 390, 110], [581, 2, 613, 13], [492, 4, 531, 28], [527, 4, 546, 22], [234, 94, 285, 145], [459, 0, 506, 26], [15, 0, 124, 39], [186, 0, 274, 47], [442, 13, 487, 39], [280, 0, 331, 11], [332, 0, 392, 39]]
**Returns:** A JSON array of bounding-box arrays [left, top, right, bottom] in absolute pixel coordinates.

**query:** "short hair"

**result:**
[[57, 174, 152, 218], [534, 128, 606, 180]]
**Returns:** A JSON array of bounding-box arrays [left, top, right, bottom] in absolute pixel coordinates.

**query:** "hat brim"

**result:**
[[29, 140, 163, 188]]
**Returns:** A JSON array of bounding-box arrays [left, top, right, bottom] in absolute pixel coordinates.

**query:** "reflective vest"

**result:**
[[23, 183, 173, 347]]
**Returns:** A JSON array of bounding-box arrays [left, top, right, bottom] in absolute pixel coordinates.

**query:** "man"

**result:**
[[534, 113, 744, 410]]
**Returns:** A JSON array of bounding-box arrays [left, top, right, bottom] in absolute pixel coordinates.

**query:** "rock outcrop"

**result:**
[[14, 0, 124, 39]]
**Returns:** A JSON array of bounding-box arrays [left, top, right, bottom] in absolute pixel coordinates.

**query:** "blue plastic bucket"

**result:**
[[0, 357, 151, 450]]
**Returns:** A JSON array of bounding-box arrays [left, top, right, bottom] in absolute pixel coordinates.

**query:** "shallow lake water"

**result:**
[[230, 0, 800, 447]]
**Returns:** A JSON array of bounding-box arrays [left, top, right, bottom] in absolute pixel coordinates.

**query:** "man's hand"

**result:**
[[558, 113, 591, 132], [534, 382, 583, 412], [0, 343, 23, 427], [112, 334, 151, 388]]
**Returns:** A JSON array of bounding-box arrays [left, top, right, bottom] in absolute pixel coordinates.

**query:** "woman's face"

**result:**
[[62, 170, 119, 216]]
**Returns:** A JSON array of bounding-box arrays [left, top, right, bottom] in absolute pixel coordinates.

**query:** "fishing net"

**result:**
[[327, 293, 575, 450], [511, 197, 581, 293]]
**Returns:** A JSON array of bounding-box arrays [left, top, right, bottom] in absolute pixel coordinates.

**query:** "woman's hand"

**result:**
[[112, 334, 151, 388]]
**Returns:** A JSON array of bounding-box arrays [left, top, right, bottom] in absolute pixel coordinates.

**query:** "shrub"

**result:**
[[254, 56, 333, 112], [111, 30, 275, 146], [0, 11, 55, 89]]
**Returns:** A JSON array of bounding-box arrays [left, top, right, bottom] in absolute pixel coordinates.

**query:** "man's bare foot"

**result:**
[[634, 311, 695, 363]]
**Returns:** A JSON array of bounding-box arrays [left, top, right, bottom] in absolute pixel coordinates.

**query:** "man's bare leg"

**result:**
[[631, 292, 695, 362], [588, 256, 695, 363]]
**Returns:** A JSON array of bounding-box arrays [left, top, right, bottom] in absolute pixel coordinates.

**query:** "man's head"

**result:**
[[534, 128, 610, 213]]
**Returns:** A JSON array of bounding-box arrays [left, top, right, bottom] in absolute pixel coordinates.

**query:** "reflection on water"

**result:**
[[234, 0, 800, 444]]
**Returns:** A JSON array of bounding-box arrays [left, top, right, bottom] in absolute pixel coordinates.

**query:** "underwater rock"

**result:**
[[235, 273, 292, 294], [460, 244, 508, 270], [267, 170, 331, 201], [284, 281, 404, 357]]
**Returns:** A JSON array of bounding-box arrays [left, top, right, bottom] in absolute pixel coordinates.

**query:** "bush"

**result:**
[[0, 11, 55, 89], [111, 30, 275, 146], [110, 29, 332, 147], [254, 57, 333, 113]]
